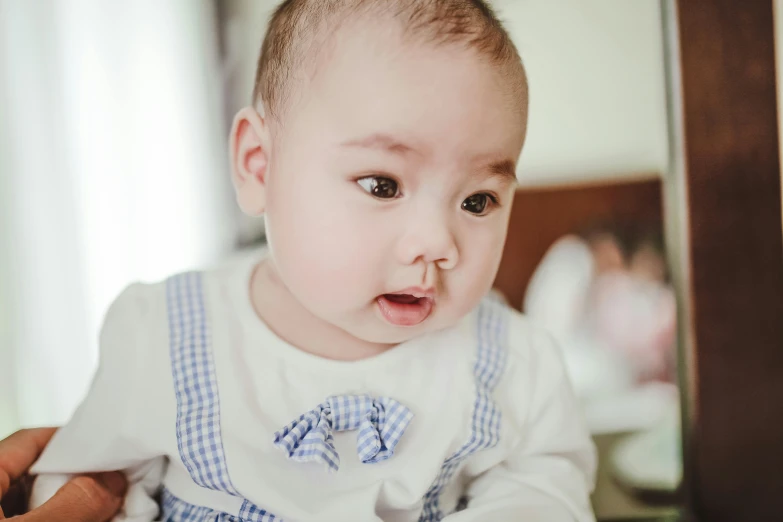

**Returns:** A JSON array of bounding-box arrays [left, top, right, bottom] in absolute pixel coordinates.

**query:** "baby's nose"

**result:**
[[395, 214, 459, 269]]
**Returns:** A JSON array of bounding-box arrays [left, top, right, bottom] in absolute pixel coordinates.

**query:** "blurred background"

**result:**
[[2, 1, 782, 520]]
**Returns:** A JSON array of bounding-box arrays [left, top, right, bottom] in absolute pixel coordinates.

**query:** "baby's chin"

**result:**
[[346, 314, 458, 346], [355, 327, 426, 345]]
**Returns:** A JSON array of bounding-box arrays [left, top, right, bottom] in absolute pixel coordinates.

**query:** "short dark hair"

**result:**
[[253, 0, 527, 121]]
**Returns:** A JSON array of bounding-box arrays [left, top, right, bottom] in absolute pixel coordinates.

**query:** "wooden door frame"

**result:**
[[664, 1, 783, 521]]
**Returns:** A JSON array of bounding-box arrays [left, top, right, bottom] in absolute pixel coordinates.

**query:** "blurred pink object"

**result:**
[[524, 234, 677, 433], [589, 271, 676, 382]]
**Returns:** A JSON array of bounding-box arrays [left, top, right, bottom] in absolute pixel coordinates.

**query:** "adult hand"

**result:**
[[0, 427, 127, 521]]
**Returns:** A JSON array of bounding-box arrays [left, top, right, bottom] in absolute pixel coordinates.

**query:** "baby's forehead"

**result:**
[[257, 0, 527, 125], [311, 22, 525, 126], [279, 33, 526, 185]]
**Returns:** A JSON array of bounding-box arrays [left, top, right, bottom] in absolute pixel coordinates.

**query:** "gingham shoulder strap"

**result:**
[[166, 271, 238, 495], [418, 296, 510, 521], [165, 271, 281, 522]]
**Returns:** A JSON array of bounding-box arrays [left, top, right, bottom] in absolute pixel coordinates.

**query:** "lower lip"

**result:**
[[376, 295, 434, 327]]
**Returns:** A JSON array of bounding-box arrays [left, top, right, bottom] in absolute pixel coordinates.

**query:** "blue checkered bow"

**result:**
[[273, 394, 414, 472]]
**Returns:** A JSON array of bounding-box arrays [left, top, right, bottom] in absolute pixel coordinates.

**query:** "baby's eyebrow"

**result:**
[[342, 134, 518, 184], [340, 133, 418, 156], [480, 159, 518, 185]]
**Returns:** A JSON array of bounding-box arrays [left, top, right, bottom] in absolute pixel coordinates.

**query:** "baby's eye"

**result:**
[[357, 176, 400, 199], [461, 193, 497, 216]]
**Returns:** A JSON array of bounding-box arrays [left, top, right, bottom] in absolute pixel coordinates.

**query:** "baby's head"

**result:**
[[230, 0, 528, 344]]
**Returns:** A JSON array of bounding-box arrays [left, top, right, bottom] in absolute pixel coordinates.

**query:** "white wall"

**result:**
[[494, 0, 669, 185], [221, 0, 669, 187]]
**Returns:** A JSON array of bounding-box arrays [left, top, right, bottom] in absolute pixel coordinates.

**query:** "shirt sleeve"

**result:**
[[444, 322, 598, 522], [30, 283, 166, 522]]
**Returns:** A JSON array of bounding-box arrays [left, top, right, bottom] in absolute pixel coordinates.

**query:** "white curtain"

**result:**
[[0, 0, 236, 436]]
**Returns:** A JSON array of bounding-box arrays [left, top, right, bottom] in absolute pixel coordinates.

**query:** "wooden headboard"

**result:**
[[493, 176, 663, 310]]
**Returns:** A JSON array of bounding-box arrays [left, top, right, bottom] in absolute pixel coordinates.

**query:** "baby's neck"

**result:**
[[249, 259, 396, 361]]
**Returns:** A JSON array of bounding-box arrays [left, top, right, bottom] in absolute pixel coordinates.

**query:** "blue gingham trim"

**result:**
[[162, 488, 281, 522], [162, 487, 239, 522], [273, 394, 414, 472], [166, 273, 281, 521], [418, 297, 509, 522], [167, 272, 239, 495]]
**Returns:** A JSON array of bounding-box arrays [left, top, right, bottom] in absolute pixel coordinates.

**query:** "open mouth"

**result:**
[[376, 291, 435, 327]]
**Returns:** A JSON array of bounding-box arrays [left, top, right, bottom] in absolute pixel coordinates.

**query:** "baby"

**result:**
[[30, 1, 596, 520]]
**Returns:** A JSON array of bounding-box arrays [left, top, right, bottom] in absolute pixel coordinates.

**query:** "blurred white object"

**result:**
[[0, 0, 235, 428], [523, 236, 594, 344], [524, 235, 676, 433], [610, 392, 682, 492], [583, 381, 678, 435]]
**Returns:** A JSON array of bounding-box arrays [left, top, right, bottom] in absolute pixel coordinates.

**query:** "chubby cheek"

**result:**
[[448, 221, 508, 317], [266, 174, 387, 311]]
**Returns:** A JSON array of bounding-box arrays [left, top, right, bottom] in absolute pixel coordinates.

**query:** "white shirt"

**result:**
[[31, 253, 596, 521]]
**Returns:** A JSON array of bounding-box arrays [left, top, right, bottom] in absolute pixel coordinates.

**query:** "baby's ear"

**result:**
[[230, 107, 270, 216]]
